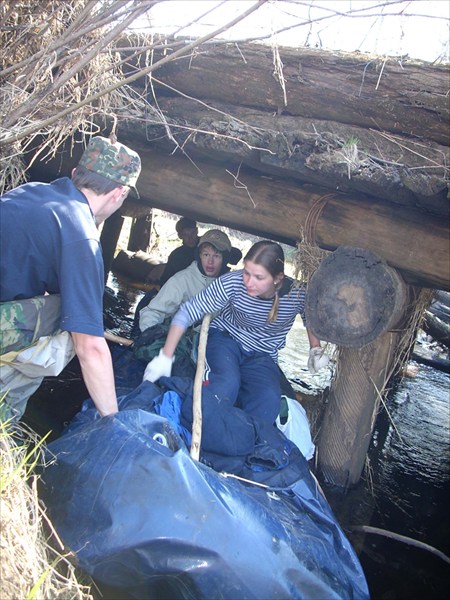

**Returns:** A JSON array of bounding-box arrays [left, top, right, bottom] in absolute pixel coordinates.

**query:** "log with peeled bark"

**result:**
[[130, 148, 449, 291]]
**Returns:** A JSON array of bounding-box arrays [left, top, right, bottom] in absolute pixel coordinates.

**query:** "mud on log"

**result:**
[[133, 96, 448, 215]]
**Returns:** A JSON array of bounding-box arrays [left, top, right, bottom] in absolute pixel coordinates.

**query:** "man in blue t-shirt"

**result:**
[[0, 135, 141, 420]]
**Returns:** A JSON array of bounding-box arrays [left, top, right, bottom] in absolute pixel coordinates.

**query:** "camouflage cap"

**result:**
[[198, 229, 232, 253], [78, 136, 141, 192]]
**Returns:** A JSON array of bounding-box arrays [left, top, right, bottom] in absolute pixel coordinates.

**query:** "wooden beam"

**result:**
[[126, 41, 449, 146], [27, 144, 449, 290], [134, 148, 449, 290], [132, 96, 448, 214]]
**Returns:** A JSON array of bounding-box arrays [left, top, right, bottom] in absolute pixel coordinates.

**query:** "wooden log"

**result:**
[[100, 212, 124, 282], [125, 41, 449, 145], [305, 246, 409, 347], [132, 149, 449, 290], [128, 213, 152, 253], [137, 96, 448, 214], [112, 249, 163, 281], [411, 348, 450, 373], [423, 311, 450, 348], [317, 330, 400, 488], [27, 144, 450, 290], [429, 291, 450, 323]]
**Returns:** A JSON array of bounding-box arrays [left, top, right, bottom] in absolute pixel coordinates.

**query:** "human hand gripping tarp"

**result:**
[[143, 348, 174, 382]]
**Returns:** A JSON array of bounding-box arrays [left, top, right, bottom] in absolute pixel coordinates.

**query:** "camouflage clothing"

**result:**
[[78, 136, 141, 191], [0, 295, 75, 421], [0, 295, 61, 355]]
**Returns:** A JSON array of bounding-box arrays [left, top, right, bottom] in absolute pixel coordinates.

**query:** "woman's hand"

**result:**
[[143, 349, 174, 382], [308, 346, 330, 373]]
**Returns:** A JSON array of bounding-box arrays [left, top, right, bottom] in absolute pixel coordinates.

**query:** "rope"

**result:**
[[349, 525, 450, 565], [303, 193, 335, 245]]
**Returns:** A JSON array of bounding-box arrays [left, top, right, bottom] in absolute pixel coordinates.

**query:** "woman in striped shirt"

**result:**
[[144, 240, 328, 456]]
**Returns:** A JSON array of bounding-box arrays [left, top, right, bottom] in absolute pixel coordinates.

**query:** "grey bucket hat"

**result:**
[[198, 229, 232, 253]]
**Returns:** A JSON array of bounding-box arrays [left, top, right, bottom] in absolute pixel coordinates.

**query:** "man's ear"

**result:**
[[112, 186, 127, 202]]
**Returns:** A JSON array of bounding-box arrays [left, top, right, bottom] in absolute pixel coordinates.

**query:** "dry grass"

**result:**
[[0, 410, 93, 600], [0, 1, 149, 193], [0, 1, 267, 196]]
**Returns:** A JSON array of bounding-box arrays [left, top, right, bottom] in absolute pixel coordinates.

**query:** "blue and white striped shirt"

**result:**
[[172, 270, 307, 361]]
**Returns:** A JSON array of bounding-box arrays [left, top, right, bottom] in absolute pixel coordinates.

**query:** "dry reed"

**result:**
[[0, 410, 93, 600]]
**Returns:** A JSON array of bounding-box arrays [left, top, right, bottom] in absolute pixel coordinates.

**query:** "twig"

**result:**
[[104, 331, 134, 347], [0, 0, 268, 147], [190, 313, 211, 461], [226, 162, 257, 208], [349, 525, 450, 564]]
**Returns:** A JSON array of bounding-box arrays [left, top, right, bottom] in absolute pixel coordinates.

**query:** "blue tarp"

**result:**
[[40, 374, 369, 599]]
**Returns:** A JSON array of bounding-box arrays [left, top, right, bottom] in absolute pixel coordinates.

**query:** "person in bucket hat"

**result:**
[[0, 135, 142, 422], [160, 219, 242, 286], [137, 229, 240, 334]]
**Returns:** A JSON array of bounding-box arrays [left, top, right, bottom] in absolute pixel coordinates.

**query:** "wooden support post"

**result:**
[[306, 246, 413, 488], [317, 330, 400, 488], [128, 211, 153, 253], [100, 212, 125, 282]]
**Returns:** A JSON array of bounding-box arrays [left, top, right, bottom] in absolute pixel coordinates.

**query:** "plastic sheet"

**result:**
[[40, 388, 369, 600]]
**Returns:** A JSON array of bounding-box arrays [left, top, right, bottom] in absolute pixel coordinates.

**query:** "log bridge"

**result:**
[[27, 39, 449, 488]]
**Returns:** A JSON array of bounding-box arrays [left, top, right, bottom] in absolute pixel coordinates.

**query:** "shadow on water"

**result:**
[[23, 275, 450, 599]]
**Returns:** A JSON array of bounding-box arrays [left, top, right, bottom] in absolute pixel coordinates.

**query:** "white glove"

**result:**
[[308, 346, 330, 374], [143, 349, 174, 382]]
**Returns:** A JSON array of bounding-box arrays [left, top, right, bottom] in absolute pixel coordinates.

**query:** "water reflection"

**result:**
[[371, 365, 450, 545]]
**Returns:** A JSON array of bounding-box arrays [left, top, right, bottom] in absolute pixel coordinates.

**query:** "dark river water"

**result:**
[[26, 274, 450, 599]]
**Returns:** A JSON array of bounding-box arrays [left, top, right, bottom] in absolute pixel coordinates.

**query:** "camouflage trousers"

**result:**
[[0, 295, 75, 421]]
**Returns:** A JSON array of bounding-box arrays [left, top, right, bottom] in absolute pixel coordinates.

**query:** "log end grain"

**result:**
[[305, 246, 408, 347]]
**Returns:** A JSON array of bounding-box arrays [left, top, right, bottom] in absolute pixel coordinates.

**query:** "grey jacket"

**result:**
[[139, 261, 216, 332]]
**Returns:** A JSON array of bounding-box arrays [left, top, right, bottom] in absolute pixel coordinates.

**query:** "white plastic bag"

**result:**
[[0, 331, 75, 419], [276, 395, 315, 460]]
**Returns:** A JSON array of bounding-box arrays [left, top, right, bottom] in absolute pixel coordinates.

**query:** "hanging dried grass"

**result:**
[[292, 226, 329, 285], [387, 287, 435, 380], [0, 409, 93, 600]]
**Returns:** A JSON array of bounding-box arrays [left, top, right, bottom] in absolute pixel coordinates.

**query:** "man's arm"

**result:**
[[71, 332, 118, 416]]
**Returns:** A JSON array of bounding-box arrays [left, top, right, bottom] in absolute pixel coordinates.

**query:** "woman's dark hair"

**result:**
[[244, 240, 285, 322], [244, 240, 284, 276], [72, 165, 121, 195]]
